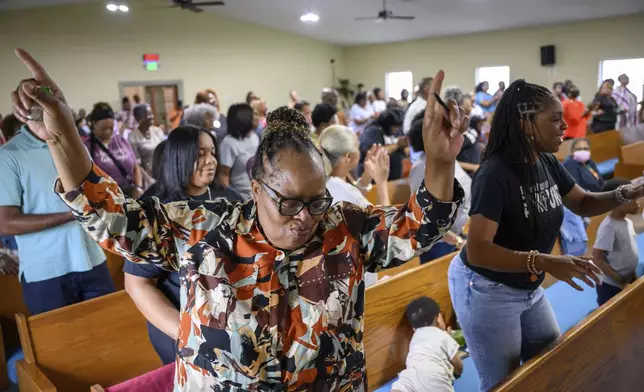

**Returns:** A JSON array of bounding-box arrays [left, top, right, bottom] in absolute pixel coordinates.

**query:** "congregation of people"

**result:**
[[1, 44, 644, 392]]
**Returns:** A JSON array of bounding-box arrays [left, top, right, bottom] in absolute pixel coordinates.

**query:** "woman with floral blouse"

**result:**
[[10, 48, 467, 392]]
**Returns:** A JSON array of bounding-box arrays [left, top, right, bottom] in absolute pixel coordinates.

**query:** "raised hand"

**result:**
[[10, 48, 75, 142], [422, 70, 468, 167], [364, 144, 390, 185]]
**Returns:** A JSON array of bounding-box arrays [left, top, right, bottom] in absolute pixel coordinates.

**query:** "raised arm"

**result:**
[[9, 49, 233, 270], [360, 70, 467, 271]]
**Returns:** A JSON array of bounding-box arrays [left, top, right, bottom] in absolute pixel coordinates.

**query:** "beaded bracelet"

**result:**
[[615, 184, 632, 205], [527, 250, 542, 275]]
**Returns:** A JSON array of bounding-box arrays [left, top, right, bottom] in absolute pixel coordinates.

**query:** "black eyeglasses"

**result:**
[[260, 180, 333, 216]]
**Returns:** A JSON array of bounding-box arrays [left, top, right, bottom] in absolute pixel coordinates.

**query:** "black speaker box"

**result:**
[[541, 45, 556, 66]]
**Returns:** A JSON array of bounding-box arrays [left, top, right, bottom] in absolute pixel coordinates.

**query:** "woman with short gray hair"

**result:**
[[183, 103, 227, 141]]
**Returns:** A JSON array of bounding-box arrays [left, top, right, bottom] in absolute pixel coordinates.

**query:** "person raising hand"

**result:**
[[11, 48, 467, 391]]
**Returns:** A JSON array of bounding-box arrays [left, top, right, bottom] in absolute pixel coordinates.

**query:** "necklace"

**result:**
[[189, 186, 212, 201]]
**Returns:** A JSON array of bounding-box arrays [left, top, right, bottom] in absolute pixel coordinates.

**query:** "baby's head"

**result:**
[[603, 178, 641, 216], [406, 296, 446, 331]]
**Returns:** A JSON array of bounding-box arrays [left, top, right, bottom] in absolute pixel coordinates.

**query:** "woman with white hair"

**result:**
[[319, 125, 391, 208], [183, 103, 226, 142]]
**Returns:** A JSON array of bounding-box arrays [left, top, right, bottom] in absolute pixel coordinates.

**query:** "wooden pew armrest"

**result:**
[[17, 360, 56, 392], [0, 324, 8, 390]]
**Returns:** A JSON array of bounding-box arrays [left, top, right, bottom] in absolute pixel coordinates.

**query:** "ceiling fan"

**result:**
[[355, 0, 415, 21], [163, 0, 225, 13]]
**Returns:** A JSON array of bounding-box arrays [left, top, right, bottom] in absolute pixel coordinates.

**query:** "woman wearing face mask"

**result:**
[[129, 104, 165, 178], [562, 138, 604, 193], [85, 102, 144, 198], [449, 79, 644, 391], [12, 50, 466, 391], [125, 126, 241, 366]]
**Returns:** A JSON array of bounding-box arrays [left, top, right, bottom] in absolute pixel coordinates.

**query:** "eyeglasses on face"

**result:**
[[259, 180, 333, 216]]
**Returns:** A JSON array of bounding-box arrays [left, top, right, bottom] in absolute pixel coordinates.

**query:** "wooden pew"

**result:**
[[365, 178, 412, 206], [554, 139, 574, 162], [365, 251, 457, 391], [614, 162, 644, 180], [0, 274, 29, 390], [376, 257, 420, 281], [0, 324, 8, 390], [105, 251, 125, 291], [587, 130, 623, 163], [494, 274, 644, 392], [16, 290, 161, 392], [620, 140, 644, 165]]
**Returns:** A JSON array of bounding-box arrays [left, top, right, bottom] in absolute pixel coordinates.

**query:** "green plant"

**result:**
[[335, 78, 356, 109]]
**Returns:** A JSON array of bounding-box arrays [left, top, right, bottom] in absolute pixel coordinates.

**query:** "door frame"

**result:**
[[118, 79, 184, 104]]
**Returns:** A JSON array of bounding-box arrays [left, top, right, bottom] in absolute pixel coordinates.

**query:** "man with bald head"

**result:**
[[613, 74, 639, 128]]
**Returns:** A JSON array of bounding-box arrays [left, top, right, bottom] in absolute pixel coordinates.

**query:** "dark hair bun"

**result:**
[[264, 106, 310, 138]]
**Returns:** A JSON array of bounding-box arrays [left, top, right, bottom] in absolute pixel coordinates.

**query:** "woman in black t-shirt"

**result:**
[[449, 80, 644, 391], [124, 126, 241, 364]]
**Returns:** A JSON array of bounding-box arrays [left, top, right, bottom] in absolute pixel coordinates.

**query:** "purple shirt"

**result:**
[[85, 135, 137, 188]]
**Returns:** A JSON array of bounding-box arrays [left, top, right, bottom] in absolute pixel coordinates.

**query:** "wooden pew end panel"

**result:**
[[0, 324, 8, 390], [17, 360, 56, 392]]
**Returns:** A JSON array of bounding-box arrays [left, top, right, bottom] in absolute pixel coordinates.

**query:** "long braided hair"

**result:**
[[481, 79, 555, 235], [251, 106, 322, 182]]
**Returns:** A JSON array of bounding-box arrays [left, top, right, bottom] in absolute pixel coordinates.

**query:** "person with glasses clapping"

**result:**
[[10, 48, 467, 391]]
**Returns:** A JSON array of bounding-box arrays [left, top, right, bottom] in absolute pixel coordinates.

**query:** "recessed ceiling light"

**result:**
[[118, 4, 129, 12], [106, 3, 118, 12], [300, 12, 319, 23]]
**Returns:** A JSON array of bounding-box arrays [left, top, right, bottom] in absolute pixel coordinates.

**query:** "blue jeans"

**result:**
[[21, 262, 115, 315], [448, 255, 560, 391]]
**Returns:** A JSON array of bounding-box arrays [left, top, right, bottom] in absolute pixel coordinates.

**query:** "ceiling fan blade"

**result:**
[[181, 4, 204, 12], [355, 16, 382, 21], [191, 1, 225, 5], [388, 15, 415, 20]]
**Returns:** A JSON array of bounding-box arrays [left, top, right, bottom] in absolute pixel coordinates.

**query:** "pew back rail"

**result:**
[[15, 290, 161, 392]]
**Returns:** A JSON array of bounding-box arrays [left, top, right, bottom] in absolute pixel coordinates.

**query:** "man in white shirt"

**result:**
[[371, 87, 388, 114], [403, 77, 433, 135], [404, 77, 433, 163]]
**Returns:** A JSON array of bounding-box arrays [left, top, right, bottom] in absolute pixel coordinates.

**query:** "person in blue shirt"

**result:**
[[0, 125, 114, 315], [475, 81, 501, 114], [124, 126, 242, 364], [562, 138, 604, 193]]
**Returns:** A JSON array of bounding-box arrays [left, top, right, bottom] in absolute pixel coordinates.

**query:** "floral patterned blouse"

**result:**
[[58, 165, 463, 392]]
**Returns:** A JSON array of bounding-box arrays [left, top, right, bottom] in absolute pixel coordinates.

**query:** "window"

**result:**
[[599, 58, 644, 103], [385, 71, 413, 101], [475, 66, 510, 92]]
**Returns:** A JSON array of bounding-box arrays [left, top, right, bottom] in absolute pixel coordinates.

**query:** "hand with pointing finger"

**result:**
[[422, 70, 468, 168], [11, 48, 75, 143]]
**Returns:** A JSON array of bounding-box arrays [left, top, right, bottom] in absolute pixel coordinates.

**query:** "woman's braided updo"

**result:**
[[251, 106, 322, 181]]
